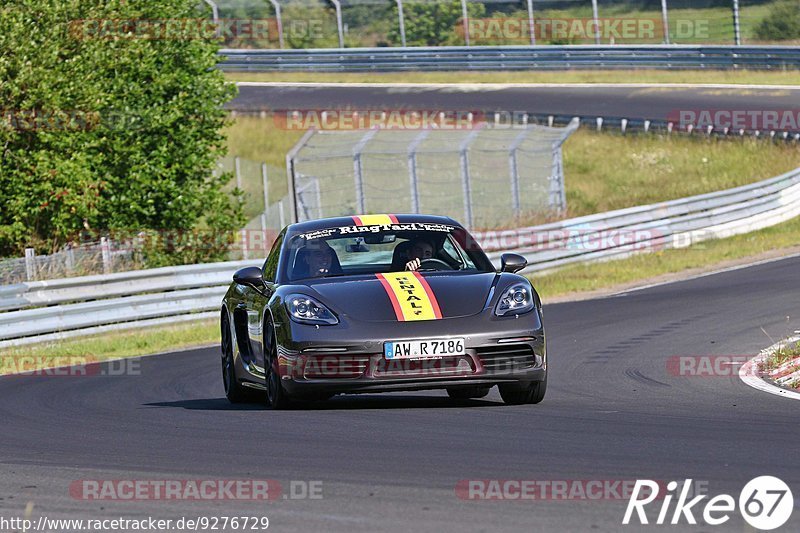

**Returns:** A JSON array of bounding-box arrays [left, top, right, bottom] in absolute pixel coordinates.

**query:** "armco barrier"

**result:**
[[1, 166, 799, 347], [218, 45, 800, 72]]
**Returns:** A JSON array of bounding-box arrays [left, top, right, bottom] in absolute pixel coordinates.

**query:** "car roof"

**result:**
[[286, 214, 462, 236]]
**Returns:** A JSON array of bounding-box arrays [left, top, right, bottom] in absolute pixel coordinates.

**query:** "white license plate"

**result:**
[[384, 338, 465, 360]]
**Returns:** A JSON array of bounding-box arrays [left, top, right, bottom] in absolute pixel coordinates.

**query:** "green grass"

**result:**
[[529, 214, 800, 299], [762, 340, 800, 372], [0, 319, 218, 373], [225, 70, 800, 86], [562, 130, 800, 218]]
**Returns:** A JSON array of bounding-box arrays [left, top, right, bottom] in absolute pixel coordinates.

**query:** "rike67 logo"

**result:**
[[623, 476, 794, 530]]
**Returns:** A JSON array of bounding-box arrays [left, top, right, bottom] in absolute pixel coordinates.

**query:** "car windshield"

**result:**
[[284, 223, 494, 281]]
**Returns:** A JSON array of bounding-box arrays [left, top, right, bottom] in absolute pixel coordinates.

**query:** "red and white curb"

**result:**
[[739, 333, 800, 401]]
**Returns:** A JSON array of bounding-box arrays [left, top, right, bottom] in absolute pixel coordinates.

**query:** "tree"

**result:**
[[0, 0, 243, 265], [388, 1, 486, 46], [755, 1, 800, 41]]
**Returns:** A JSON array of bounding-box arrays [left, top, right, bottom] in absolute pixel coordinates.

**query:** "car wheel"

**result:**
[[221, 314, 252, 403], [499, 375, 547, 405], [265, 323, 292, 410], [446, 386, 490, 400]]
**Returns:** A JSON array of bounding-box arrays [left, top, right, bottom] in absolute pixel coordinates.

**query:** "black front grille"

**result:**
[[303, 355, 370, 379], [476, 345, 537, 374], [373, 355, 475, 378]]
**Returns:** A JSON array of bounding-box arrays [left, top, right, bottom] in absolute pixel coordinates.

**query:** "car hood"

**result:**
[[304, 272, 498, 322]]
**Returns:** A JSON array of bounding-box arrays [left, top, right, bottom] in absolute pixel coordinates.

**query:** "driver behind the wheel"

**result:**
[[405, 238, 434, 271], [298, 240, 341, 278]]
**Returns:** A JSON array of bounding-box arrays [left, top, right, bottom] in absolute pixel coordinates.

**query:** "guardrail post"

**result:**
[[407, 130, 430, 213], [591, 0, 600, 45], [65, 245, 75, 275], [100, 237, 111, 274], [461, 0, 470, 46], [394, 0, 406, 47], [353, 128, 378, 214], [660, 0, 670, 44], [732, 0, 742, 46], [268, 0, 284, 48], [328, 0, 345, 48], [24, 248, 36, 281]]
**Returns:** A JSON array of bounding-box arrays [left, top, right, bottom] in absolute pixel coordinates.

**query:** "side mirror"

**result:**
[[500, 253, 527, 274], [233, 266, 265, 289]]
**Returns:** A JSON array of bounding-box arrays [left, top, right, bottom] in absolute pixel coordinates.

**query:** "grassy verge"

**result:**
[[0, 320, 218, 374], [225, 70, 800, 86]]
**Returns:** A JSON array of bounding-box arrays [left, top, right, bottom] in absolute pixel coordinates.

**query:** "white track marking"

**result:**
[[235, 81, 800, 90]]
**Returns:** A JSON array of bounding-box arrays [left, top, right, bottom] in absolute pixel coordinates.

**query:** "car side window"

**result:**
[[262, 231, 284, 282]]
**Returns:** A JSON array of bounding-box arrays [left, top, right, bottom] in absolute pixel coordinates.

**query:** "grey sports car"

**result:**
[[220, 214, 547, 408]]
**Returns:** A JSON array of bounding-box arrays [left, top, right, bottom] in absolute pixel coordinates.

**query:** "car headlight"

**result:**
[[494, 283, 535, 317], [286, 294, 338, 325]]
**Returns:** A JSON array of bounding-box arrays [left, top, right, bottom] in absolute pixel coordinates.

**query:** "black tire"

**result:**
[[499, 375, 547, 405], [446, 386, 490, 400], [265, 322, 293, 410], [221, 314, 254, 403]]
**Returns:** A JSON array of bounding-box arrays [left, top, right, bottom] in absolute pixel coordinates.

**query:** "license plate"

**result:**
[[384, 338, 465, 360]]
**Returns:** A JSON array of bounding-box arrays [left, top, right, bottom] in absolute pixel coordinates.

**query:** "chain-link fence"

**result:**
[[0, 240, 140, 285], [287, 119, 578, 229], [209, 0, 797, 49]]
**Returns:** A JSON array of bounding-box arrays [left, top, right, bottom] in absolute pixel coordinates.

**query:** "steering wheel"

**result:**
[[418, 258, 451, 271]]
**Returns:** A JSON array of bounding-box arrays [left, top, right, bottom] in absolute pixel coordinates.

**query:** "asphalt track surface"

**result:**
[[1, 255, 799, 532], [229, 84, 800, 123]]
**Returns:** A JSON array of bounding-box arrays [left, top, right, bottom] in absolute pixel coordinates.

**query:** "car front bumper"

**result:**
[[275, 309, 546, 396]]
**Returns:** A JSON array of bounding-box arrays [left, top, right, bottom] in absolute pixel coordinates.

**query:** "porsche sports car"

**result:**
[[220, 214, 546, 408]]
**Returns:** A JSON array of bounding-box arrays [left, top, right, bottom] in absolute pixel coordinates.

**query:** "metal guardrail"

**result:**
[[219, 45, 800, 72], [0, 260, 262, 348], [476, 166, 800, 273], [1, 165, 799, 347]]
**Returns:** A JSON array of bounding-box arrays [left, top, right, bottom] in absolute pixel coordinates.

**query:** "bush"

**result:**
[[0, 0, 243, 264], [755, 1, 800, 41]]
